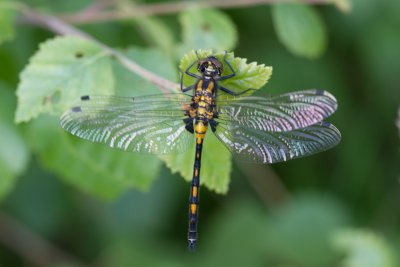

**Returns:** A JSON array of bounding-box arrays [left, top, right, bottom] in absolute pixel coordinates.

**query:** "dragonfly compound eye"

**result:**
[[197, 60, 209, 73], [207, 56, 223, 76]]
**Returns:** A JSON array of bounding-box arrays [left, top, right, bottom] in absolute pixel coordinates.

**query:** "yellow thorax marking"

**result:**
[[206, 81, 214, 92], [196, 136, 204, 144]]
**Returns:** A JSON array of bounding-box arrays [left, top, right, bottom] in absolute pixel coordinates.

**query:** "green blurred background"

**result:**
[[0, 0, 399, 266]]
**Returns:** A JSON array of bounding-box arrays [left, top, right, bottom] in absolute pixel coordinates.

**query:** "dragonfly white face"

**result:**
[[197, 56, 223, 78]]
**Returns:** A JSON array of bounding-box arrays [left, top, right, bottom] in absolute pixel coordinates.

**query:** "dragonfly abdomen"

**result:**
[[187, 77, 216, 251], [188, 132, 204, 251]]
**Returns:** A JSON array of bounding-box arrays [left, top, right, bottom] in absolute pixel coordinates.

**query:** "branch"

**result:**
[[19, 7, 179, 93], [59, 0, 335, 24], [0, 211, 82, 267]]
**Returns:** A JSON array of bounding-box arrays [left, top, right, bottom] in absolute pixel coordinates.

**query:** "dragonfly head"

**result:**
[[197, 56, 223, 78]]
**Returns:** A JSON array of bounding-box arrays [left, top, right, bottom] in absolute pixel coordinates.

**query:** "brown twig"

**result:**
[[0, 211, 82, 267], [59, 0, 336, 24], [19, 7, 179, 93]]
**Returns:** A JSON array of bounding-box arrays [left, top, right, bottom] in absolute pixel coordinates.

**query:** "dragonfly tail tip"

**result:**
[[188, 240, 197, 252]]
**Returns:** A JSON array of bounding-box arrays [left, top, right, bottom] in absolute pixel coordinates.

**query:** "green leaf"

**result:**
[[28, 115, 161, 200], [177, 8, 237, 57], [0, 0, 16, 44], [180, 49, 272, 94], [332, 229, 398, 267], [0, 85, 29, 200], [272, 3, 327, 59], [16, 36, 114, 123]]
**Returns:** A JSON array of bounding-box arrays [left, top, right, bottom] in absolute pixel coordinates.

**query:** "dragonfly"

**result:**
[[60, 52, 341, 251]]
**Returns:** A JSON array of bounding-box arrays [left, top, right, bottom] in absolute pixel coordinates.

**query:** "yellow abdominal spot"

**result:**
[[195, 122, 208, 133], [192, 186, 198, 197], [196, 135, 204, 144], [191, 204, 197, 214]]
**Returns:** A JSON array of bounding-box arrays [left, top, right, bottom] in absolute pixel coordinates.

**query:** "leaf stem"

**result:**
[[18, 7, 179, 93], [58, 0, 335, 24]]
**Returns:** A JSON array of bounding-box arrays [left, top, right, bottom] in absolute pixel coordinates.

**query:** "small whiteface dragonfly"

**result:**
[[60, 53, 341, 251]]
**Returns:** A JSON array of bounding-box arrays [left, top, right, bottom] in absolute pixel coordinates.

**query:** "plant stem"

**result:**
[[19, 8, 179, 93], [59, 0, 335, 24]]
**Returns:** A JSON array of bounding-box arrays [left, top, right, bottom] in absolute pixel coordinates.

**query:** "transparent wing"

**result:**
[[60, 94, 195, 154], [216, 89, 337, 132], [214, 121, 341, 164]]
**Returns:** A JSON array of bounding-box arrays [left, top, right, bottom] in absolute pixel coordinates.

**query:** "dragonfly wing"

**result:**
[[60, 94, 195, 154], [217, 89, 338, 132], [214, 121, 341, 164]]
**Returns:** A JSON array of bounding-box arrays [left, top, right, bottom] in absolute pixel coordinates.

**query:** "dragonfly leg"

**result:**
[[216, 51, 236, 81], [184, 57, 202, 79], [219, 86, 256, 96], [180, 70, 196, 92]]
